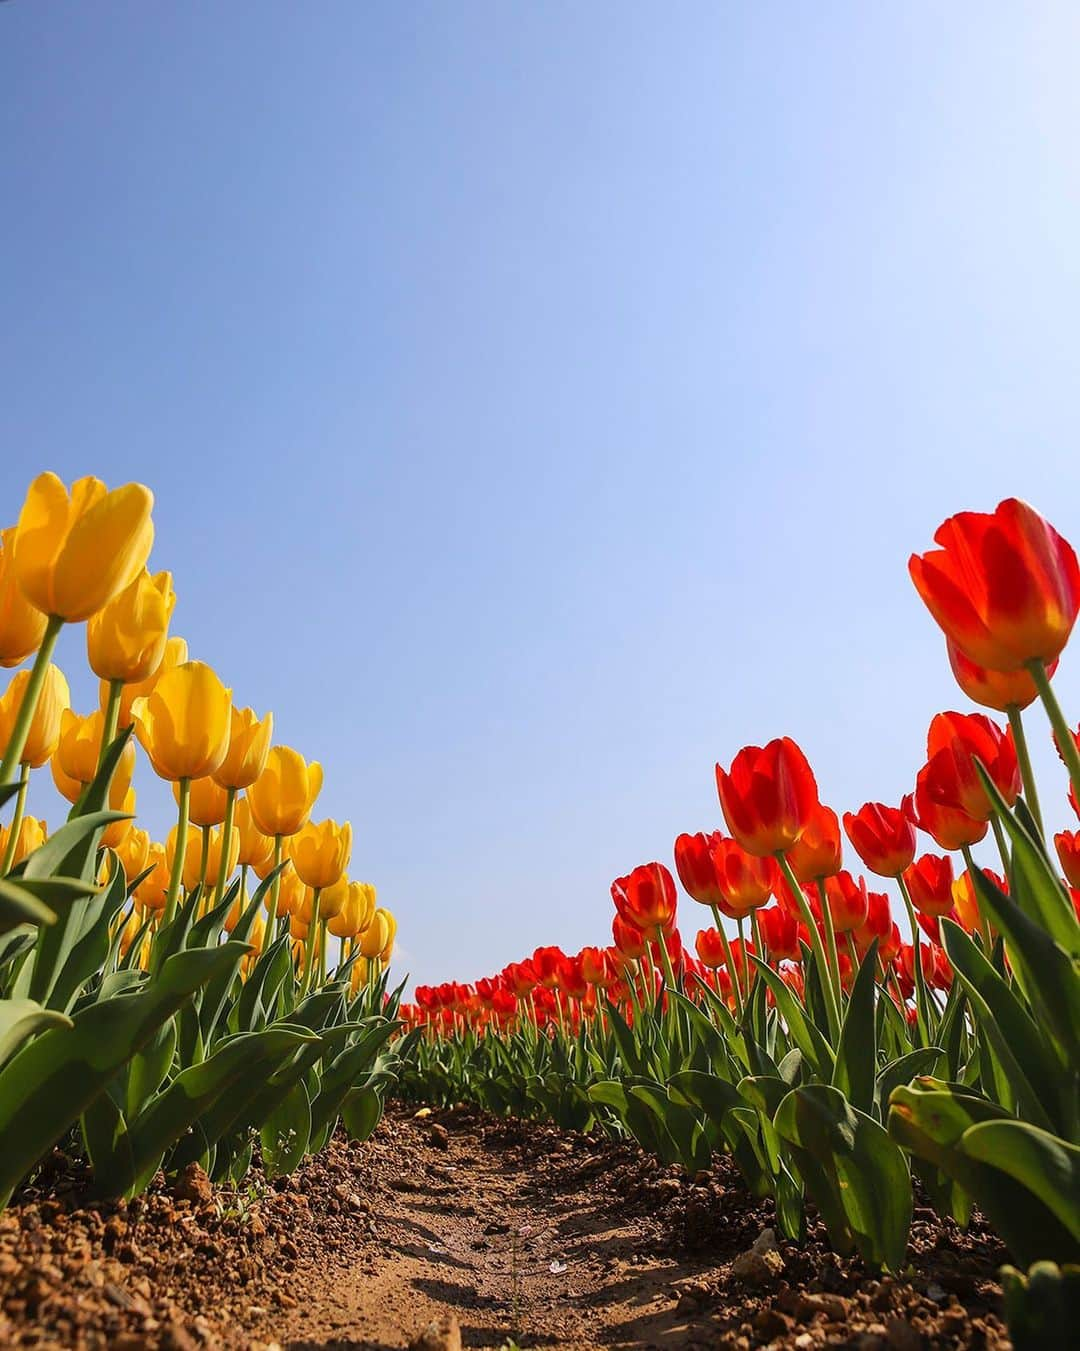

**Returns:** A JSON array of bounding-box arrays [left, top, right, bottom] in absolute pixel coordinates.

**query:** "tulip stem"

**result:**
[[0, 615, 63, 786], [302, 889, 321, 991], [709, 905, 744, 1019], [1028, 658, 1080, 805], [1007, 704, 1044, 841], [776, 853, 841, 1040], [897, 874, 930, 1046], [214, 789, 237, 907], [736, 916, 751, 1003], [318, 917, 328, 985], [164, 777, 190, 925], [815, 879, 845, 1009], [198, 825, 210, 898], [265, 835, 283, 935], [990, 813, 1012, 882], [99, 679, 123, 773], [1, 761, 30, 874]]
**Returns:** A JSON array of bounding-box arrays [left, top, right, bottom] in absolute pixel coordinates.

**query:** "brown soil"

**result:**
[[0, 1105, 1011, 1350]]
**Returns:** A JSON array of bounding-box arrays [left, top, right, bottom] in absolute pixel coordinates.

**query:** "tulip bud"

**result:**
[[291, 817, 352, 890], [0, 663, 70, 768], [115, 826, 151, 883], [212, 706, 273, 791], [235, 795, 274, 871], [11, 473, 155, 622], [133, 842, 170, 912], [248, 746, 323, 838], [86, 569, 175, 684]]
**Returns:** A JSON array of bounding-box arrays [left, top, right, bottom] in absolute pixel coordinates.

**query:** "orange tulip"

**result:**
[[786, 802, 842, 883], [612, 863, 677, 938], [946, 638, 1054, 713], [843, 802, 916, 878], [1054, 829, 1080, 889]]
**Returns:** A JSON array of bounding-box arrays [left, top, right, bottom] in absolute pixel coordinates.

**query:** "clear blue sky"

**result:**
[[3, 3, 1080, 991]]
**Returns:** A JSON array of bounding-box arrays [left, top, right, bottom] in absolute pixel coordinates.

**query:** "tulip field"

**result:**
[[1, 478, 1079, 1348]]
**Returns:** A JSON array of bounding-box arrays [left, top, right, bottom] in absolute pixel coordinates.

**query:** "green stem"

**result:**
[[1, 761, 31, 874], [0, 615, 63, 786], [318, 916, 328, 985], [214, 788, 237, 906], [960, 842, 994, 955], [98, 679, 123, 773], [197, 825, 210, 896], [816, 877, 844, 1008], [709, 904, 744, 1019], [736, 916, 751, 1002], [302, 888, 321, 992], [265, 835, 283, 935], [776, 853, 841, 1040], [989, 813, 1012, 882], [1028, 657, 1080, 805], [897, 873, 930, 1046], [164, 777, 190, 925], [1007, 704, 1044, 840]]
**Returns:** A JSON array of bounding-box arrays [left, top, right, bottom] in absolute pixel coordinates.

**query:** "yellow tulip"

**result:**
[[166, 824, 203, 892], [11, 473, 154, 622], [133, 660, 232, 781], [115, 826, 151, 883], [248, 746, 323, 838], [176, 775, 229, 827], [316, 873, 349, 920], [235, 796, 274, 871], [359, 908, 391, 960], [133, 842, 170, 912], [275, 866, 308, 918], [50, 753, 84, 804], [223, 886, 248, 933], [104, 634, 188, 728], [0, 814, 46, 869], [328, 880, 376, 938], [55, 709, 136, 792], [0, 527, 47, 667], [101, 786, 135, 849], [290, 817, 352, 890], [87, 569, 175, 684], [289, 914, 309, 942], [379, 908, 397, 962], [212, 705, 273, 791], [350, 957, 373, 995], [0, 664, 70, 768]]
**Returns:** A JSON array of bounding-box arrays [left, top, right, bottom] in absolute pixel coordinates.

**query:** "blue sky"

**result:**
[[3, 3, 1080, 991]]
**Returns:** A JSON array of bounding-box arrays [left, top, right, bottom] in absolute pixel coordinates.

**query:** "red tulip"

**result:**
[[532, 945, 565, 988], [843, 802, 916, 878], [947, 638, 1056, 712], [502, 960, 538, 998], [903, 767, 987, 850], [816, 870, 869, 933], [909, 498, 1080, 672], [612, 914, 647, 960], [757, 903, 800, 962], [903, 853, 956, 917], [715, 737, 819, 857], [579, 945, 611, 986], [1055, 829, 1080, 889], [712, 836, 779, 915], [924, 711, 1019, 820], [694, 927, 726, 969], [556, 952, 588, 1000], [787, 802, 843, 883], [613, 862, 678, 937], [673, 832, 726, 908], [853, 890, 900, 962]]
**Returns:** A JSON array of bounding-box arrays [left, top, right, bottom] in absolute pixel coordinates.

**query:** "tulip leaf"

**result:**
[[0, 997, 72, 1067], [875, 1047, 945, 1120], [831, 940, 879, 1116], [775, 1083, 912, 1271], [0, 943, 245, 1206], [260, 1079, 311, 1176], [750, 956, 835, 1078], [45, 861, 128, 1013], [961, 1120, 1080, 1250], [340, 1082, 384, 1143], [0, 879, 57, 935]]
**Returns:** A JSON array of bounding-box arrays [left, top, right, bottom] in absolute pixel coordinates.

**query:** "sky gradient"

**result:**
[[3, 3, 1080, 990]]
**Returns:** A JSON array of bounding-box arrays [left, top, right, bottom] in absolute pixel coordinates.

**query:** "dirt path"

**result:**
[[0, 1104, 1011, 1350], [277, 1107, 721, 1350]]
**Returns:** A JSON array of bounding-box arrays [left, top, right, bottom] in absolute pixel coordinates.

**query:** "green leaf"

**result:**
[[0, 880, 56, 935], [0, 943, 245, 1206], [260, 1080, 311, 1176], [961, 1120, 1080, 1250], [831, 940, 879, 1116], [775, 1083, 912, 1271], [750, 956, 835, 1079], [0, 997, 72, 1066]]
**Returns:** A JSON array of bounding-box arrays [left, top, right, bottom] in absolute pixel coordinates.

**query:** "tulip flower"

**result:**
[[502, 960, 538, 999], [105, 635, 188, 730], [757, 904, 799, 962], [291, 817, 352, 891], [902, 853, 955, 917], [786, 803, 842, 883], [234, 796, 274, 871], [694, 927, 727, 969], [903, 768, 987, 851], [532, 945, 564, 988], [176, 775, 229, 828], [923, 711, 1019, 821], [0, 814, 46, 871], [715, 737, 819, 857], [579, 946, 612, 986], [316, 873, 349, 920], [910, 498, 1079, 673], [711, 836, 778, 915], [816, 870, 869, 933], [101, 786, 136, 850], [1055, 829, 1080, 889], [328, 879, 375, 939], [87, 568, 175, 702], [611, 914, 647, 960], [50, 752, 84, 805], [359, 909, 392, 961], [133, 661, 232, 783], [212, 705, 273, 791], [1, 664, 70, 770], [951, 867, 1007, 936], [133, 842, 170, 912], [0, 527, 47, 668], [248, 746, 323, 839], [843, 802, 916, 878], [946, 637, 1052, 713], [612, 863, 677, 939], [202, 825, 240, 891], [115, 826, 151, 884], [274, 866, 308, 919], [1, 475, 155, 784], [674, 832, 727, 909]]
